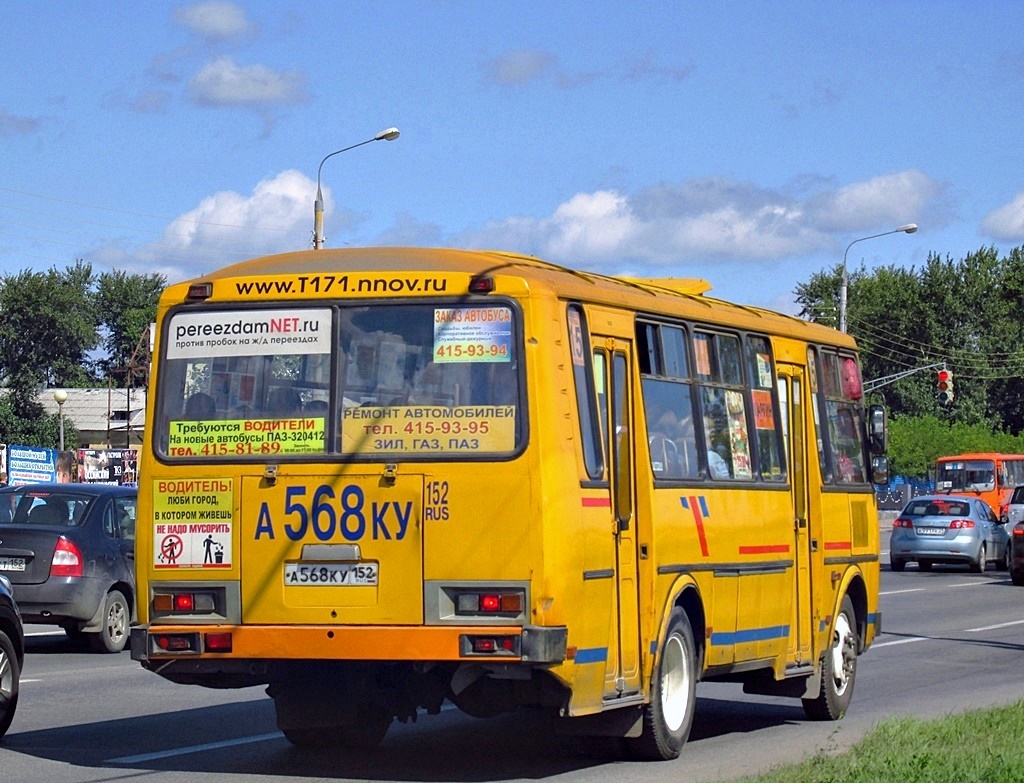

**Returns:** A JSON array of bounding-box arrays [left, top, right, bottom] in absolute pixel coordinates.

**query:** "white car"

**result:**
[[1006, 485, 1024, 525]]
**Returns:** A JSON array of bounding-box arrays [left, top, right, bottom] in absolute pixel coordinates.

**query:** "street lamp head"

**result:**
[[53, 389, 68, 405], [313, 126, 401, 250], [897, 223, 918, 234]]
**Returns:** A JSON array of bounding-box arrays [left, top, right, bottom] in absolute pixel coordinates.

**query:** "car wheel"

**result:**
[[624, 608, 697, 761], [971, 543, 987, 574], [890, 558, 906, 572], [0, 629, 20, 738], [918, 560, 933, 571], [803, 595, 858, 721], [90, 590, 129, 653]]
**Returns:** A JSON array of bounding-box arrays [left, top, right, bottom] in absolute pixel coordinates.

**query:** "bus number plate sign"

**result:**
[[284, 562, 378, 586]]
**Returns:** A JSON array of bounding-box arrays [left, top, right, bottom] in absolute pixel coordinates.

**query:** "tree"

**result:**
[[0, 262, 99, 417], [95, 269, 165, 385]]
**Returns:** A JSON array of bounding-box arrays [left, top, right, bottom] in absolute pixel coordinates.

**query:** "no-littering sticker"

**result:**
[[153, 478, 234, 568]]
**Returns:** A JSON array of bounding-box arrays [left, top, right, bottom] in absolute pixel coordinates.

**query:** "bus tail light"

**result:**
[[152, 632, 200, 653], [461, 634, 519, 656], [204, 632, 233, 652], [456, 590, 523, 615], [468, 276, 495, 294], [152, 590, 217, 614], [186, 282, 213, 300]]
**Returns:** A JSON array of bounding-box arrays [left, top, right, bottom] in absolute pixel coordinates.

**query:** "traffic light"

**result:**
[[937, 368, 954, 404]]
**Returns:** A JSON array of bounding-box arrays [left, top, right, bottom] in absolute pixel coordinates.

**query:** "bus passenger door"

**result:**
[[778, 364, 813, 664], [592, 340, 643, 698]]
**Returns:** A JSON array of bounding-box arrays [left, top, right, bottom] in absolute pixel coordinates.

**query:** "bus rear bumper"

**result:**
[[131, 623, 566, 666]]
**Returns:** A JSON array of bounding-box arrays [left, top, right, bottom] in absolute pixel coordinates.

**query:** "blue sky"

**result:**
[[3, 1, 1024, 314]]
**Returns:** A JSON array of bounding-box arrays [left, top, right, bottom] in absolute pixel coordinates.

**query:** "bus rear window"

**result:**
[[156, 303, 523, 460]]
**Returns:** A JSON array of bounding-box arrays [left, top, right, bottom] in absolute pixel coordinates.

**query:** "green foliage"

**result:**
[[95, 269, 164, 384], [0, 261, 163, 447], [888, 415, 1024, 478], [0, 397, 78, 451], [737, 701, 1024, 782], [798, 244, 1024, 439]]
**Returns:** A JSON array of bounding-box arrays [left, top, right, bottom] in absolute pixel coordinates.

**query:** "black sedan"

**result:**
[[0, 483, 136, 652], [0, 573, 23, 738]]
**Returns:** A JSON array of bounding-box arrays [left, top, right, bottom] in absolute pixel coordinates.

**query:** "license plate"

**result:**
[[0, 556, 26, 571], [284, 562, 378, 586], [917, 527, 946, 536]]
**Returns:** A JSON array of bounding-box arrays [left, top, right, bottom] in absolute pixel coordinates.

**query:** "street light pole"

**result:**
[[839, 223, 918, 333], [313, 127, 400, 250], [53, 389, 68, 452]]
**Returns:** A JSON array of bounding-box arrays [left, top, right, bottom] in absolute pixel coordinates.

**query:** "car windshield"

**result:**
[[903, 499, 971, 518], [0, 491, 95, 526]]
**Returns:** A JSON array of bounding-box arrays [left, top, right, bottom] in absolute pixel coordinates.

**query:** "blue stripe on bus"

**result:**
[[710, 625, 790, 646], [574, 647, 608, 664]]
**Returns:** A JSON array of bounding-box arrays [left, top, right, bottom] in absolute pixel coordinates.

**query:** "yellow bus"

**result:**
[[131, 247, 886, 760]]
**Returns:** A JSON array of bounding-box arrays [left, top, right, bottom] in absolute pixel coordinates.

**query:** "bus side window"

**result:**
[[567, 304, 604, 480]]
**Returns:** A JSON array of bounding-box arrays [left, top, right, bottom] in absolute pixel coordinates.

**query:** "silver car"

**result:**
[[890, 494, 1010, 573]]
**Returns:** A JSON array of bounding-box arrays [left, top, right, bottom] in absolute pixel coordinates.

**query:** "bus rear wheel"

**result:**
[[803, 595, 857, 721], [281, 707, 391, 750], [625, 608, 696, 761]]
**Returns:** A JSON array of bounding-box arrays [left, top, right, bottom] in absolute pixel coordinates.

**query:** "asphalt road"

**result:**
[[3, 528, 1023, 783]]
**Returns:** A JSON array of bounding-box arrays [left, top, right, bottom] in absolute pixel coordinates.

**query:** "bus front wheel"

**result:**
[[625, 608, 697, 761], [803, 595, 857, 721]]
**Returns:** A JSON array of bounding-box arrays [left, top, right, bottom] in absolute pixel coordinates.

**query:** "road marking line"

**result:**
[[25, 631, 66, 637], [965, 619, 1024, 633], [879, 588, 926, 595], [108, 732, 281, 764], [872, 637, 928, 649]]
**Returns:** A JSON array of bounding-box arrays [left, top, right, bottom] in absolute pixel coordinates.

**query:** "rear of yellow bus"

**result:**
[[130, 250, 572, 748]]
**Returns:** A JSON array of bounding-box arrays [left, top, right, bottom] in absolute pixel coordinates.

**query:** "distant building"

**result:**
[[38, 388, 147, 450]]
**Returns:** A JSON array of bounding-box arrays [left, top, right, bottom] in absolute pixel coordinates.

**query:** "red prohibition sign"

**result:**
[[160, 534, 183, 564]]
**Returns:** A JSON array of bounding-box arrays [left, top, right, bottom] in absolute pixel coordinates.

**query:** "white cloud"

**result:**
[[981, 192, 1024, 241], [173, 1, 255, 41], [807, 169, 941, 231], [450, 170, 940, 276], [484, 50, 557, 86], [163, 169, 312, 255], [188, 56, 306, 107]]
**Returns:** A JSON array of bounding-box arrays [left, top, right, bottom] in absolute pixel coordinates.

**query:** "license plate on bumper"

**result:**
[[0, 556, 26, 571], [284, 562, 378, 586]]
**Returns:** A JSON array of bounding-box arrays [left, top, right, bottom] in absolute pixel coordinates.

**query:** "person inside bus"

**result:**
[[184, 392, 217, 420], [646, 401, 697, 479], [267, 386, 303, 417], [707, 444, 732, 479]]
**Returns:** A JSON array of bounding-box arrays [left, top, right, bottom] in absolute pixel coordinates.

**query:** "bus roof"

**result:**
[[173, 246, 856, 349]]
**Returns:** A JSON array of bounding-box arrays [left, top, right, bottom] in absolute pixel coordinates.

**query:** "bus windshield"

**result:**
[[937, 459, 996, 493], [155, 302, 522, 460]]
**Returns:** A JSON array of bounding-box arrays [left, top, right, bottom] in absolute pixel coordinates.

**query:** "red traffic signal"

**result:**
[[937, 369, 954, 403]]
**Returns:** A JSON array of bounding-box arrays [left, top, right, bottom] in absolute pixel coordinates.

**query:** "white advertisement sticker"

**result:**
[[167, 309, 332, 359]]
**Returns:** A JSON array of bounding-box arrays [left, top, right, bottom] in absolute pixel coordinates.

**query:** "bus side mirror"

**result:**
[[871, 456, 890, 486], [867, 405, 887, 455]]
